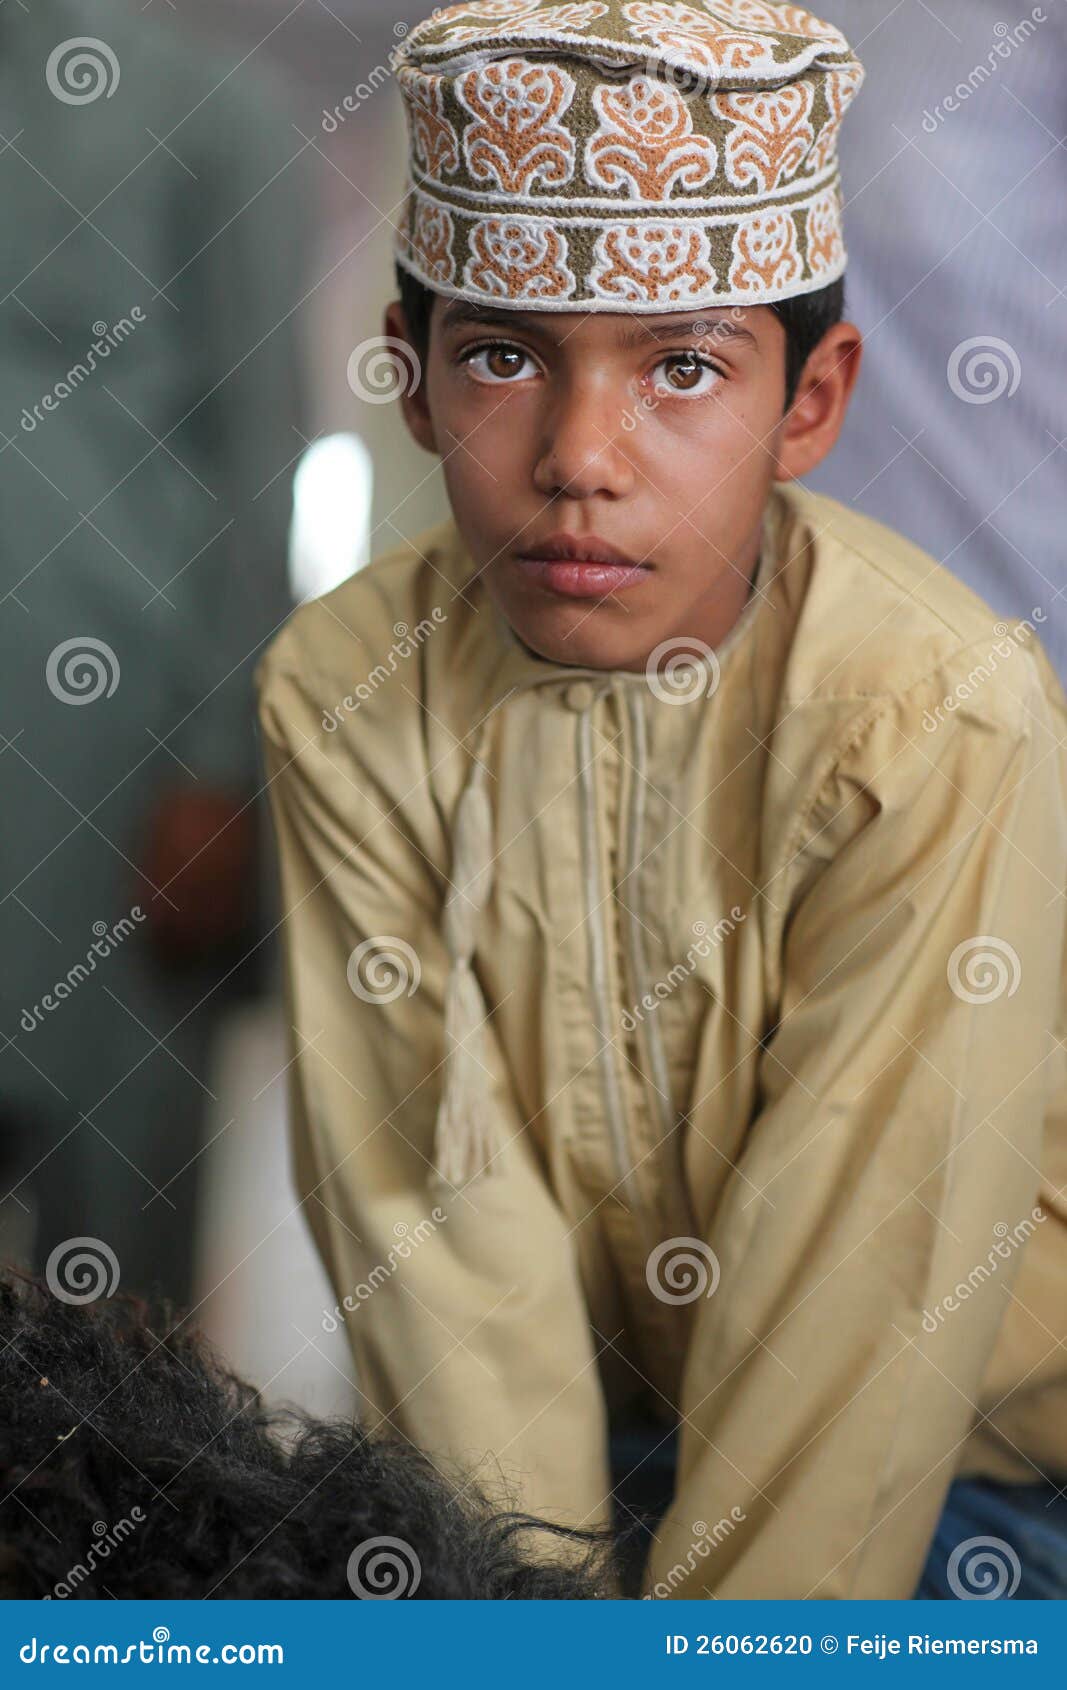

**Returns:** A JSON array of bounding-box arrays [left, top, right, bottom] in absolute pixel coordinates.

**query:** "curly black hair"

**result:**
[[0, 1269, 619, 1599], [394, 262, 845, 414]]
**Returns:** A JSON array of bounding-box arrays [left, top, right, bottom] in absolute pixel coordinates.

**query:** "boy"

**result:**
[[256, 0, 1067, 1599]]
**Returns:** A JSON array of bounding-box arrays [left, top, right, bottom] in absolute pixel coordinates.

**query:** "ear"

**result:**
[[383, 299, 438, 456], [773, 321, 863, 482]]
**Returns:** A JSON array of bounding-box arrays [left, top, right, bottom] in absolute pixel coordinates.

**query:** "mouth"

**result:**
[[513, 534, 652, 601]]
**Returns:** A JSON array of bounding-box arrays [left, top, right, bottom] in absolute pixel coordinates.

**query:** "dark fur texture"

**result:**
[[0, 1270, 618, 1599]]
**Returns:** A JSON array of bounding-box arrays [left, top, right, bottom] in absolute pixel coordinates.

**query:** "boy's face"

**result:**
[[389, 296, 861, 673]]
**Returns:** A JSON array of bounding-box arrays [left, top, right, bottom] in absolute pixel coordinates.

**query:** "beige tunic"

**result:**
[[256, 479, 1067, 1599]]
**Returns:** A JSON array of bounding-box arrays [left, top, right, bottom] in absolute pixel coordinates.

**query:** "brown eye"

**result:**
[[464, 343, 537, 383], [486, 346, 526, 378], [650, 352, 720, 398], [664, 354, 703, 390]]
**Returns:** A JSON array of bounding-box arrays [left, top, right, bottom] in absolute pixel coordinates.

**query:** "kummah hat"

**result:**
[[393, 0, 865, 313]]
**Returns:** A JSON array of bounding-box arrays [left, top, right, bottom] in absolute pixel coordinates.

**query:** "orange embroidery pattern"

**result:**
[[714, 84, 816, 193], [412, 201, 457, 286], [590, 222, 717, 303], [394, 0, 863, 309], [399, 69, 460, 181], [464, 218, 576, 299], [706, 0, 848, 50], [438, 1, 609, 48], [728, 209, 802, 293], [805, 184, 843, 277], [458, 59, 577, 194], [587, 78, 718, 199], [808, 62, 864, 174], [433, 0, 546, 39], [623, 2, 778, 76]]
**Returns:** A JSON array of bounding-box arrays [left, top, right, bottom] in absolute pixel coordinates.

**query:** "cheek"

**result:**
[[442, 392, 535, 490], [645, 396, 773, 483], [635, 409, 773, 559], [439, 439, 510, 539]]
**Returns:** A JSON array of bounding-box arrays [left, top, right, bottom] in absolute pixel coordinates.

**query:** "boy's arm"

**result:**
[[256, 647, 614, 1541], [644, 648, 1067, 1600]]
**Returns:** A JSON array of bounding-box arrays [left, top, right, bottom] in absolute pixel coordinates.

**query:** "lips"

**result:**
[[514, 534, 652, 601]]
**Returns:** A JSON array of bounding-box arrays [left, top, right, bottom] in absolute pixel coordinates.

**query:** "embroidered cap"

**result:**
[[393, 0, 864, 312]]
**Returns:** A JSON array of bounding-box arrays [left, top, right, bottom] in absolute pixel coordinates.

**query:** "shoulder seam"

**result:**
[[787, 631, 1042, 714], [787, 486, 1016, 653], [771, 637, 1034, 915]]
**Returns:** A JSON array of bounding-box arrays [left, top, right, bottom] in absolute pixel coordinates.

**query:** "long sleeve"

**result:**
[[644, 645, 1067, 1599], [255, 641, 614, 1540]]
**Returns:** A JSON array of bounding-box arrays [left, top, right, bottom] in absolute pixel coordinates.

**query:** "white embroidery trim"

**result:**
[[395, 244, 847, 311], [407, 153, 839, 211], [407, 35, 852, 84]]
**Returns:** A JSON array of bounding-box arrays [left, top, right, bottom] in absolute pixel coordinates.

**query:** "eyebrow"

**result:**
[[440, 300, 547, 336], [438, 298, 758, 351], [616, 316, 758, 351]]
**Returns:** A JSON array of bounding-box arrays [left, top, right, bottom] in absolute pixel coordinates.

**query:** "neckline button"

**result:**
[[564, 680, 597, 712]]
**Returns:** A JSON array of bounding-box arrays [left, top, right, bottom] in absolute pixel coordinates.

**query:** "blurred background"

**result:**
[[0, 0, 1063, 1424]]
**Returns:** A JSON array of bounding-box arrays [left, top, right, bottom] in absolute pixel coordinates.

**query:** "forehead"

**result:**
[[435, 298, 770, 352]]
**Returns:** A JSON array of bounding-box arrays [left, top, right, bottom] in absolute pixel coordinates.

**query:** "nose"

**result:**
[[532, 378, 635, 501]]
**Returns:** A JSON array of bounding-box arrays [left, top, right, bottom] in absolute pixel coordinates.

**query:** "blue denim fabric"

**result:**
[[608, 1420, 682, 1597], [912, 1476, 1067, 1599], [608, 1419, 1067, 1599]]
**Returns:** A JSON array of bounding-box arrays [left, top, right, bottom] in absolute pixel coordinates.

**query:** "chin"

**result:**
[[514, 614, 642, 671]]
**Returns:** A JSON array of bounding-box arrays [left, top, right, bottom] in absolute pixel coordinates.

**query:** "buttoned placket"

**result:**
[[561, 672, 698, 1262], [476, 525, 774, 1235]]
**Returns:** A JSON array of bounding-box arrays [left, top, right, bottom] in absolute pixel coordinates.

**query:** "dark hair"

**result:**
[[394, 262, 844, 413], [769, 279, 846, 411], [0, 1269, 617, 1599]]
